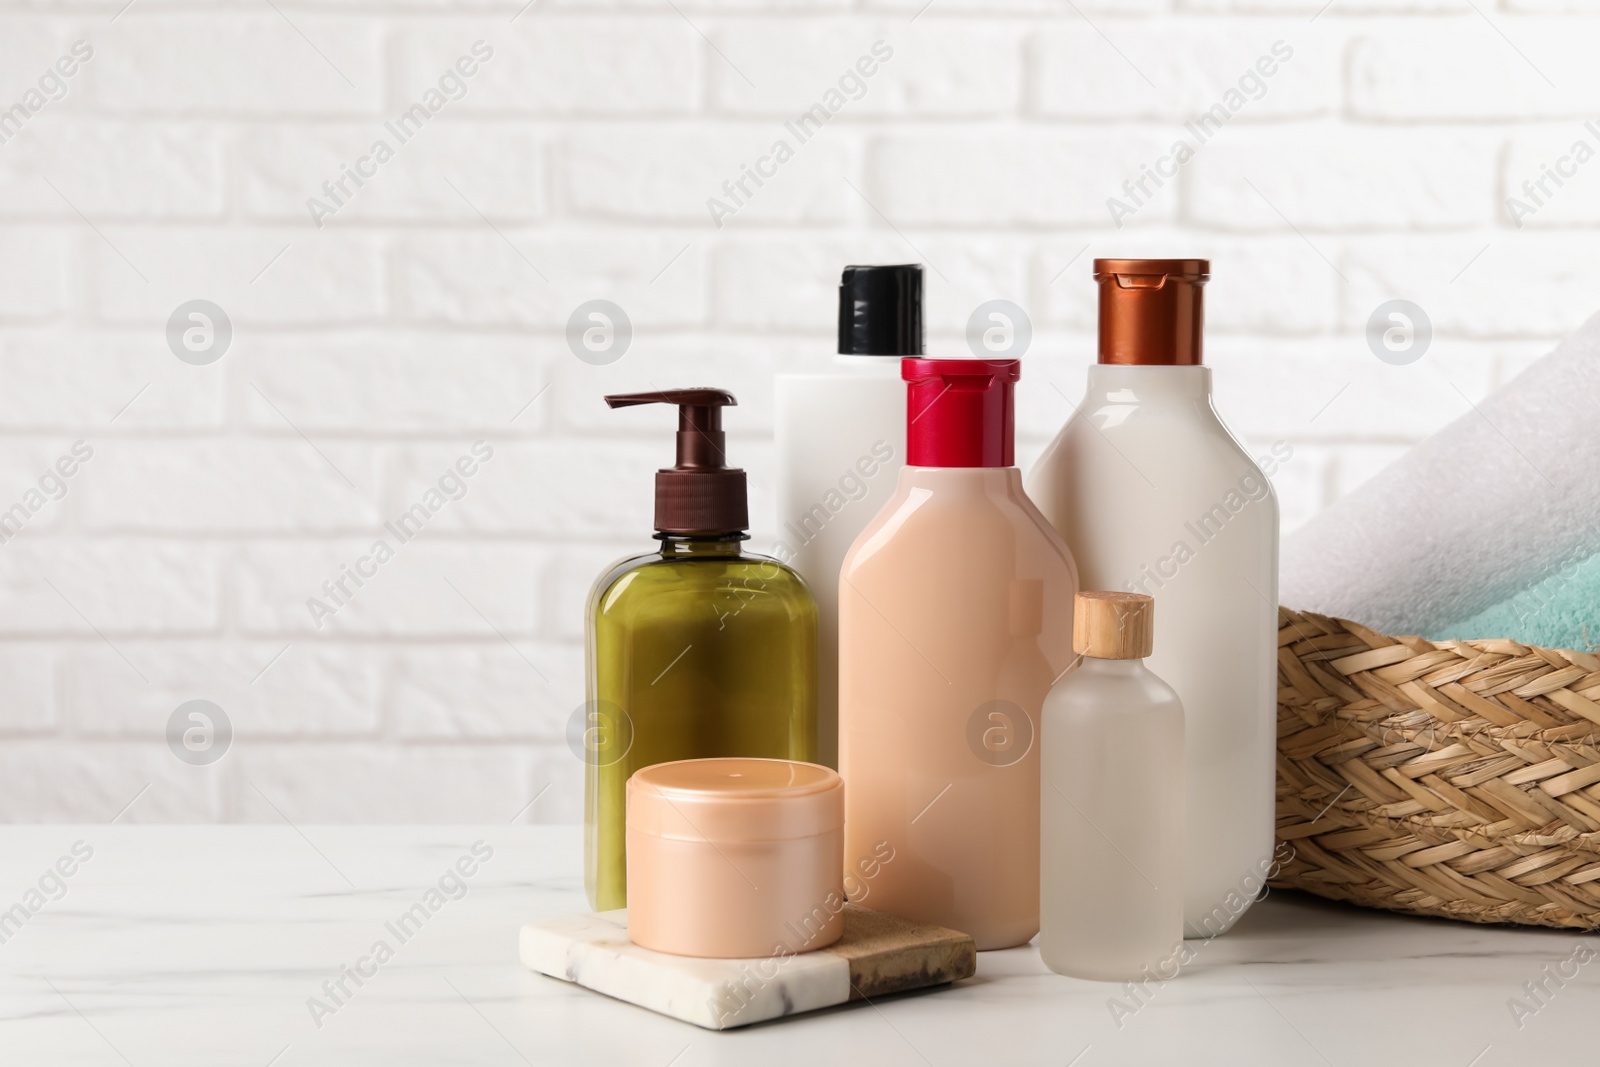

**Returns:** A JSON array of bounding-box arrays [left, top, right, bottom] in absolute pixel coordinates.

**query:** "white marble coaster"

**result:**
[[520, 905, 975, 1030]]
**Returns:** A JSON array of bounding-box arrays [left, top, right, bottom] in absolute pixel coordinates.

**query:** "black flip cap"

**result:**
[[838, 264, 924, 357]]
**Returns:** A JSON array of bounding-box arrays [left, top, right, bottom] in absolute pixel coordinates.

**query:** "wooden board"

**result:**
[[520, 904, 977, 1030], [829, 905, 977, 1001]]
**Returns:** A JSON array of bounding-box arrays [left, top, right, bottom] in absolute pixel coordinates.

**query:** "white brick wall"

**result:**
[[0, 1, 1586, 822]]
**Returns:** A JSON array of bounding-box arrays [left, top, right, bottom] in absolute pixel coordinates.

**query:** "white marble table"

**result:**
[[0, 825, 1593, 1065]]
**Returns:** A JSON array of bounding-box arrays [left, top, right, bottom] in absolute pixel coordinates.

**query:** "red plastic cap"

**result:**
[[901, 358, 1019, 468]]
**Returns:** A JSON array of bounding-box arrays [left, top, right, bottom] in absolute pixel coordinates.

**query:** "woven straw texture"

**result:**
[[1272, 608, 1600, 929]]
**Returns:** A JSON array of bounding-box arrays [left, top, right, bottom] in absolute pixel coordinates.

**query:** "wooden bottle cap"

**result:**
[[1073, 591, 1154, 659]]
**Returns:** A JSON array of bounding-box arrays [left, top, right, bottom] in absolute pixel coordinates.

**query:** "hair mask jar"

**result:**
[[626, 758, 845, 958]]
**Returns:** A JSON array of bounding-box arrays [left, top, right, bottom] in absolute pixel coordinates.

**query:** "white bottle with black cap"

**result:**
[[775, 264, 922, 769]]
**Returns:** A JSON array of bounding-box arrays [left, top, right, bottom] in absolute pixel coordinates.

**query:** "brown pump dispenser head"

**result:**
[[1094, 258, 1209, 366], [605, 389, 749, 536]]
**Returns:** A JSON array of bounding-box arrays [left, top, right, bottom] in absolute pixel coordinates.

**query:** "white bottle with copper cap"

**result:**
[[1026, 259, 1279, 938], [1040, 592, 1183, 981]]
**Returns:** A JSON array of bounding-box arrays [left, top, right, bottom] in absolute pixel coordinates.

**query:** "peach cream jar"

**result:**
[[626, 758, 845, 958]]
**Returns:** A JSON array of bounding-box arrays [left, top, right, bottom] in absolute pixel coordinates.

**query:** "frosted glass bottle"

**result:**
[[775, 264, 918, 768], [1041, 592, 1184, 981], [1026, 259, 1277, 937], [839, 358, 1078, 950]]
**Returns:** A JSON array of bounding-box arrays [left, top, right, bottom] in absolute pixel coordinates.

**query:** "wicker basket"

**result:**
[[1272, 608, 1600, 929]]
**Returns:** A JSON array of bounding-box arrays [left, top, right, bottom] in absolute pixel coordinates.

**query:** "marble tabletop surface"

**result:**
[[0, 825, 1593, 1066]]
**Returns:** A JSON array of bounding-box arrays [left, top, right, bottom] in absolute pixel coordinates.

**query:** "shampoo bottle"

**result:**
[[775, 264, 920, 767], [839, 359, 1078, 950], [584, 389, 817, 912], [1026, 259, 1278, 937], [1041, 592, 1184, 980]]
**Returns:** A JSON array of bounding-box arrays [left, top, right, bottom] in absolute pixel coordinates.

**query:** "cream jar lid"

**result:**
[[627, 758, 843, 843]]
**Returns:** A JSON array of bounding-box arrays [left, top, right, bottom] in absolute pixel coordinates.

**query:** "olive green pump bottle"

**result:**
[[584, 389, 818, 911]]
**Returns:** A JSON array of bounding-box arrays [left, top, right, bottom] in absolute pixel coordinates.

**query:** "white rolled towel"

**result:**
[[1280, 310, 1600, 636]]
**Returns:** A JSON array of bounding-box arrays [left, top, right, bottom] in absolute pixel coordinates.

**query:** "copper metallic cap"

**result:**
[[1093, 258, 1210, 367]]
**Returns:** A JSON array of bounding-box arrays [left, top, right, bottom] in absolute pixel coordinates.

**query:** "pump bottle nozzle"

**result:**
[[605, 389, 748, 536]]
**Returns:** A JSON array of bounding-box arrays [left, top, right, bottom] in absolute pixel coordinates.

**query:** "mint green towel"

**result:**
[[1433, 550, 1600, 652]]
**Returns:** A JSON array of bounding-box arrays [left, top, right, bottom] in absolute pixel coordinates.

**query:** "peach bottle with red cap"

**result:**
[[1026, 260, 1279, 937], [584, 390, 817, 913], [838, 359, 1078, 950]]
